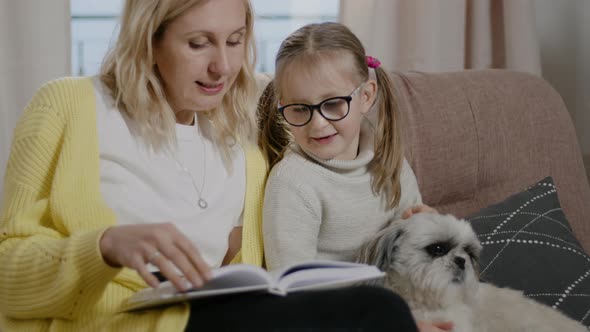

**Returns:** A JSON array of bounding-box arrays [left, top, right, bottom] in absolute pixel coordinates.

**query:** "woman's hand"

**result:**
[[100, 223, 212, 292], [402, 204, 438, 219], [416, 320, 454, 332]]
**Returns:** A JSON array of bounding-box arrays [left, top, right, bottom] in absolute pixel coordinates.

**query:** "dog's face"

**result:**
[[357, 213, 483, 307]]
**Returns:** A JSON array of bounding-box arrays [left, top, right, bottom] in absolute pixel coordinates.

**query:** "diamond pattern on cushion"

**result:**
[[467, 177, 590, 326]]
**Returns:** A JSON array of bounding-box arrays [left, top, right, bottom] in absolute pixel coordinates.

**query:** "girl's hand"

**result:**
[[402, 204, 438, 219], [416, 320, 454, 332], [99, 223, 212, 292]]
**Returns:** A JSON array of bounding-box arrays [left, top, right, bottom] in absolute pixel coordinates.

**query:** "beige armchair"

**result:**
[[392, 69, 590, 250]]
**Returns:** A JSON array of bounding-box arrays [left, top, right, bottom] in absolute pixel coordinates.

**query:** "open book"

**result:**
[[122, 260, 384, 311]]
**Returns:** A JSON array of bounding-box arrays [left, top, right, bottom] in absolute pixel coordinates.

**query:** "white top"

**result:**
[[263, 120, 422, 271], [93, 78, 246, 268]]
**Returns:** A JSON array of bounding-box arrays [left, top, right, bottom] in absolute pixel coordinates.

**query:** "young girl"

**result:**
[[258, 21, 438, 269], [258, 22, 436, 271]]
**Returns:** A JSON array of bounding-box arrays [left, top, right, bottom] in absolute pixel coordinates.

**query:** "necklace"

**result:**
[[172, 126, 208, 209]]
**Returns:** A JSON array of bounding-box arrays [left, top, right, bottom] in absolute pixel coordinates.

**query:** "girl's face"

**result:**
[[279, 55, 377, 160], [154, 0, 247, 123]]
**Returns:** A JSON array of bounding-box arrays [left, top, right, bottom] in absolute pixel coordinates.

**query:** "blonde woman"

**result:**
[[0, 0, 417, 331]]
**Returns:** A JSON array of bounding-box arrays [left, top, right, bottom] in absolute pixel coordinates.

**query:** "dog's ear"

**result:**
[[472, 242, 483, 278], [462, 218, 484, 279], [466, 240, 483, 279], [356, 226, 404, 272]]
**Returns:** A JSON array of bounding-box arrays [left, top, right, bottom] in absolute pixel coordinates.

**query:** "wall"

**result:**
[[534, 0, 590, 179], [0, 0, 70, 199]]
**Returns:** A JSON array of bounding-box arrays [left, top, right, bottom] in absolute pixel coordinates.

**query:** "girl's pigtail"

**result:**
[[370, 67, 404, 209], [257, 80, 291, 169]]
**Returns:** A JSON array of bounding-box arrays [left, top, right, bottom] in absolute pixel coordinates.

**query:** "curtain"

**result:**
[[339, 0, 541, 75], [0, 0, 70, 198]]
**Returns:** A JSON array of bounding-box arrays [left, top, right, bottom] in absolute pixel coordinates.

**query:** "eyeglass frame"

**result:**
[[277, 82, 365, 127]]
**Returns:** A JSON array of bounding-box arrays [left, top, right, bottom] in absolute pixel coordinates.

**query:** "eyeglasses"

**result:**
[[278, 83, 364, 127]]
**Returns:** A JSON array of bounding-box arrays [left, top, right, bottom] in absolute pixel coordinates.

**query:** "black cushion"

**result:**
[[467, 176, 590, 324]]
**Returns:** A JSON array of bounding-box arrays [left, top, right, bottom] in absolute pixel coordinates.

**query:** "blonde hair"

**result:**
[[100, 0, 257, 153], [257, 22, 404, 209]]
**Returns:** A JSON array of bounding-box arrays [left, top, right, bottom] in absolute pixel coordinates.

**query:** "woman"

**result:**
[[0, 0, 420, 331]]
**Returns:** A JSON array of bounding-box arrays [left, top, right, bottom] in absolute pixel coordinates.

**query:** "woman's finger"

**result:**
[[133, 254, 160, 288], [160, 244, 204, 290], [175, 232, 212, 280], [149, 248, 191, 292]]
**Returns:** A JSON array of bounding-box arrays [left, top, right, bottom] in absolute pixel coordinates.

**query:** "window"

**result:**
[[252, 1, 339, 72], [70, 0, 121, 76], [70, 0, 339, 76]]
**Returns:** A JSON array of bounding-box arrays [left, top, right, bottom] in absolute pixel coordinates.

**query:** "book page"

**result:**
[[123, 264, 273, 311], [272, 261, 385, 293], [271, 260, 369, 280]]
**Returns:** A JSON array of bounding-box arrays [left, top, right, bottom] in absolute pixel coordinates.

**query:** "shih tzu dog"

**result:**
[[356, 213, 586, 332]]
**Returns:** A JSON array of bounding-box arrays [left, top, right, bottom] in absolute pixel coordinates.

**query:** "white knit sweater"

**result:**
[[263, 121, 422, 270]]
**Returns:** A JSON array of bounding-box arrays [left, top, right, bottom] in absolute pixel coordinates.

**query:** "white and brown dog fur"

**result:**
[[356, 213, 587, 332]]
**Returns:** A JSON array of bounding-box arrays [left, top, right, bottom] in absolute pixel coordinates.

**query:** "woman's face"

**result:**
[[154, 0, 247, 123]]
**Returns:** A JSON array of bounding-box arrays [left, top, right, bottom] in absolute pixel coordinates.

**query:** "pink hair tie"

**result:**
[[366, 55, 381, 69]]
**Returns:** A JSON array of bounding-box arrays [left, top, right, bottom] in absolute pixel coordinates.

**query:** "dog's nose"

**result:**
[[454, 256, 466, 270]]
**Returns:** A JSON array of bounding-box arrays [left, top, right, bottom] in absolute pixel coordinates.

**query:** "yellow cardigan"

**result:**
[[0, 77, 267, 331]]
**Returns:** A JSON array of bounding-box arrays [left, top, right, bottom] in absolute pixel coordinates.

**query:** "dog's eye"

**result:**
[[426, 243, 450, 257]]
